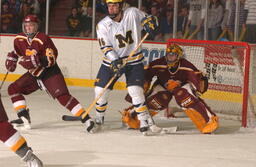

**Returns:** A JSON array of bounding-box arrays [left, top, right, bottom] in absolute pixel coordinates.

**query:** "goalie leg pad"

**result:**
[[184, 109, 207, 131], [121, 107, 140, 129], [173, 87, 218, 133], [147, 90, 173, 111], [173, 87, 212, 122]]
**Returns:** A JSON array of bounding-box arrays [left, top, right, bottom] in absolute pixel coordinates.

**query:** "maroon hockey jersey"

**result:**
[[145, 57, 205, 92], [14, 32, 60, 78]]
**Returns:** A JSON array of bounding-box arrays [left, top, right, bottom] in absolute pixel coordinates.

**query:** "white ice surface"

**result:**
[[0, 85, 256, 167]]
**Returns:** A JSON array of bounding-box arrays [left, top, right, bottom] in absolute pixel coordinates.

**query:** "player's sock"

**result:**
[[95, 111, 105, 125]]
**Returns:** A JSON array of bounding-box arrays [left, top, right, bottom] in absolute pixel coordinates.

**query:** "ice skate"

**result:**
[[22, 150, 43, 167], [11, 109, 31, 130], [81, 114, 96, 133]]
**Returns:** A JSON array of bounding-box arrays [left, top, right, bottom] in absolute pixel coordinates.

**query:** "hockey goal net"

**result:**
[[168, 39, 256, 128]]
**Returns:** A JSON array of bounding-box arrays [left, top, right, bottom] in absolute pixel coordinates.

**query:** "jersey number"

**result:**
[[115, 30, 134, 48]]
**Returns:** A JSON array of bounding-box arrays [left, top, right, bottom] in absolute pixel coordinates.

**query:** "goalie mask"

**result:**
[[165, 43, 183, 68], [22, 15, 39, 38], [106, 0, 123, 19]]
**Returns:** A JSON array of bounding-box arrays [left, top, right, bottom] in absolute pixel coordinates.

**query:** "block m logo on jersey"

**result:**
[[115, 30, 134, 48]]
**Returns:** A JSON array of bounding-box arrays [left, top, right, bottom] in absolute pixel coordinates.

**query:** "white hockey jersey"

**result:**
[[96, 7, 146, 66]]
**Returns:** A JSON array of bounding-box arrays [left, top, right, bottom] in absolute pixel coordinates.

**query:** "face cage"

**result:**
[[166, 52, 180, 68], [22, 22, 39, 38]]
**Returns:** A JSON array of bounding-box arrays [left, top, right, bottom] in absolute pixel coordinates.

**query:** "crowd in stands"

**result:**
[[1, 0, 46, 33], [1, 0, 256, 43]]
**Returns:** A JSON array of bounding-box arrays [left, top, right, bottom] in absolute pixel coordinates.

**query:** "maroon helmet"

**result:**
[[23, 14, 39, 23], [22, 15, 39, 38]]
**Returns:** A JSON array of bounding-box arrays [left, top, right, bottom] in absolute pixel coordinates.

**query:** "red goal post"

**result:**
[[167, 39, 256, 128]]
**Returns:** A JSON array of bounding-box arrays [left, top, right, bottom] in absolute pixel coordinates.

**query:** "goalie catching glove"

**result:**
[[141, 15, 158, 35]]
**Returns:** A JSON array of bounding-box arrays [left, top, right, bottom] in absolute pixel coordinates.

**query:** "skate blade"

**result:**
[[150, 125, 162, 133], [160, 126, 178, 134], [13, 124, 31, 130]]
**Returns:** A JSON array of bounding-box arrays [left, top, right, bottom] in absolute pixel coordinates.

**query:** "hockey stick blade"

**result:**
[[62, 115, 81, 121]]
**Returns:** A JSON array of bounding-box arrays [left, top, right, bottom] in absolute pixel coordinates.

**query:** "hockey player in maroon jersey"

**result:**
[[5, 14, 95, 133], [121, 43, 219, 134], [0, 95, 43, 167]]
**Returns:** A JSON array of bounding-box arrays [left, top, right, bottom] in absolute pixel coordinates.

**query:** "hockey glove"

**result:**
[[110, 58, 124, 76], [165, 79, 181, 91], [19, 54, 41, 70], [5, 51, 18, 72], [141, 15, 158, 35]]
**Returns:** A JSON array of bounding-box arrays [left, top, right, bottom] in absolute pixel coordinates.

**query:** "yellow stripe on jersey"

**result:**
[[127, 54, 143, 62], [15, 35, 27, 40], [102, 47, 113, 54], [15, 36, 43, 45], [33, 38, 44, 45], [102, 53, 143, 64], [152, 65, 168, 69], [135, 106, 147, 113], [178, 67, 194, 71]]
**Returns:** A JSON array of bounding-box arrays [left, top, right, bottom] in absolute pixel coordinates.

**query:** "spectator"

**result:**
[[18, 2, 33, 31], [219, 0, 247, 41], [8, 0, 21, 14], [244, 0, 256, 43], [149, 5, 161, 40], [178, 5, 189, 38], [184, 0, 206, 40], [66, 7, 82, 36], [208, 0, 224, 40], [157, 9, 173, 41], [80, 6, 92, 37], [1, 1, 17, 33], [76, 0, 92, 15]]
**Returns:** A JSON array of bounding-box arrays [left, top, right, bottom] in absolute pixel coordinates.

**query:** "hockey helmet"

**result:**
[[165, 43, 183, 68], [22, 15, 39, 38], [106, 0, 124, 19]]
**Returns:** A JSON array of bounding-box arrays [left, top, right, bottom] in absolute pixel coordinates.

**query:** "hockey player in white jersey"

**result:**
[[94, 0, 159, 135]]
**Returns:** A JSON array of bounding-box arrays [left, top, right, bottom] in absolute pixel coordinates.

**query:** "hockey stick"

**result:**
[[81, 33, 149, 120], [0, 71, 9, 91], [62, 115, 81, 121]]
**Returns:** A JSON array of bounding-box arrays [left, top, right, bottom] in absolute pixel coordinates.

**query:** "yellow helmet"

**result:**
[[165, 43, 183, 68], [106, 0, 123, 3]]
